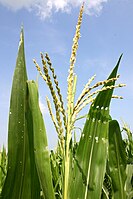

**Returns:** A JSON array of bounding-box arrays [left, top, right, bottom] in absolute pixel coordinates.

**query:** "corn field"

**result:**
[[0, 4, 133, 199]]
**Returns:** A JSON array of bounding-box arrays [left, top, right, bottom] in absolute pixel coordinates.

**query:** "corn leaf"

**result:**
[[1, 28, 40, 199], [0, 147, 7, 193], [125, 164, 133, 199], [101, 185, 110, 199], [27, 80, 55, 199], [68, 55, 122, 199], [109, 120, 127, 199]]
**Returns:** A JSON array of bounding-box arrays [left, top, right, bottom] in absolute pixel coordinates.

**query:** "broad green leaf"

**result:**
[[1, 28, 40, 199], [68, 55, 122, 199], [108, 120, 127, 199], [27, 80, 55, 199]]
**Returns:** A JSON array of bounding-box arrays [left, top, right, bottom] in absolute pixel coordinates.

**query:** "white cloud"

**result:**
[[0, 0, 109, 19], [85, 0, 108, 15], [39, 98, 47, 115], [0, 0, 34, 10]]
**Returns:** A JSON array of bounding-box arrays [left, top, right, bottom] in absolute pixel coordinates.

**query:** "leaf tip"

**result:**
[[18, 24, 24, 48]]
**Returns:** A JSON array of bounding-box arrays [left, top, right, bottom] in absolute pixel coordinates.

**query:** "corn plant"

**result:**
[[0, 4, 133, 199], [0, 147, 7, 193], [122, 122, 133, 199]]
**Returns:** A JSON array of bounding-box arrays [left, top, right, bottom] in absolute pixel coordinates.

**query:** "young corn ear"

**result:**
[[68, 55, 123, 199]]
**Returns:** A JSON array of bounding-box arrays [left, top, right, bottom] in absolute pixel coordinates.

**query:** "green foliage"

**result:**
[[102, 172, 113, 199], [27, 80, 55, 199], [0, 147, 7, 193], [122, 124, 133, 199], [125, 164, 133, 199], [123, 123, 133, 164], [0, 28, 41, 199], [68, 56, 122, 199], [108, 120, 127, 199], [50, 147, 63, 199]]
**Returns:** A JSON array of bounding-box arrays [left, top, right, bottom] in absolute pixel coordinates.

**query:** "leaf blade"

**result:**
[[68, 55, 122, 199], [1, 28, 40, 199], [108, 120, 127, 199], [1, 28, 29, 199], [27, 80, 55, 199]]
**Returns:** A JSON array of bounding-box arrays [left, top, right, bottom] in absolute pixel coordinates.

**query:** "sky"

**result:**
[[0, 0, 133, 149]]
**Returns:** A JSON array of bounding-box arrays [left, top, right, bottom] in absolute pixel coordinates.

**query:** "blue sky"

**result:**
[[0, 0, 133, 149]]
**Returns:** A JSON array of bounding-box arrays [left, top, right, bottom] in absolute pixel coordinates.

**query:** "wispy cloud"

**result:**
[[39, 97, 48, 115], [0, 0, 108, 19]]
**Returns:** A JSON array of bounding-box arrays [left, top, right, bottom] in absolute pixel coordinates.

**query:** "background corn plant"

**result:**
[[0, 5, 133, 199], [0, 147, 7, 194]]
